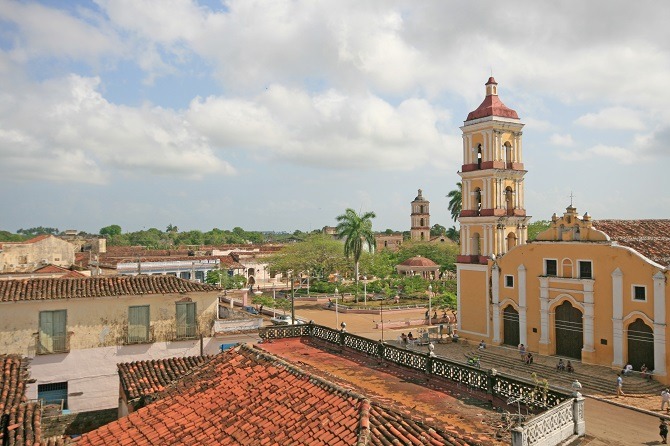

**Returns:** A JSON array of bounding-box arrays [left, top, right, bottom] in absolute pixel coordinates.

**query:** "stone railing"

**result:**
[[259, 324, 569, 411], [512, 396, 585, 446]]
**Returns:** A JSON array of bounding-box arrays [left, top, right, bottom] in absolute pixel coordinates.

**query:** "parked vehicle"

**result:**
[[243, 306, 259, 315], [270, 314, 304, 325]]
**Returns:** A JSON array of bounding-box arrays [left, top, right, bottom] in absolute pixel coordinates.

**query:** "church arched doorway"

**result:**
[[555, 301, 583, 359], [627, 318, 654, 371], [503, 305, 520, 347]]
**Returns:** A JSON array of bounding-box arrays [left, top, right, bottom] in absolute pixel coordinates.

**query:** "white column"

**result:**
[[518, 264, 527, 346], [611, 268, 624, 367], [516, 131, 523, 162], [653, 271, 667, 376], [492, 263, 501, 343], [482, 225, 488, 257], [539, 277, 550, 347], [462, 135, 468, 164], [583, 281, 595, 353]]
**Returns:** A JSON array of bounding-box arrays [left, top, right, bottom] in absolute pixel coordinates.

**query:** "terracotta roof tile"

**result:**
[[466, 78, 519, 121], [0, 276, 217, 303], [0, 355, 29, 414], [593, 219, 670, 266], [77, 346, 484, 446], [399, 256, 439, 267], [118, 355, 213, 400]]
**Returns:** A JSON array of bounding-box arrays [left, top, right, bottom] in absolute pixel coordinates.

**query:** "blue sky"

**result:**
[[1, 1, 669, 234]]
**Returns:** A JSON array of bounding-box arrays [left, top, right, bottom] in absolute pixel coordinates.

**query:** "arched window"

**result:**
[[504, 142, 513, 167], [474, 188, 482, 215], [505, 187, 514, 213], [506, 232, 517, 251], [472, 233, 481, 256], [420, 218, 424, 226], [477, 144, 482, 169], [420, 205, 424, 213], [561, 259, 573, 278]]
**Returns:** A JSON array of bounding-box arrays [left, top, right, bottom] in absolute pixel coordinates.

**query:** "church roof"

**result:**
[[466, 77, 519, 121], [592, 219, 670, 267]]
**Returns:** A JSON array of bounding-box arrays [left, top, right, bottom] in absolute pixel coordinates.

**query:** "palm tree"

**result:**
[[446, 182, 462, 222], [335, 208, 376, 299], [446, 226, 460, 243]]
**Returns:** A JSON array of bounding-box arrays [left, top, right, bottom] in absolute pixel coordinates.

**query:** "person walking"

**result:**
[[518, 343, 526, 361], [616, 373, 625, 397], [660, 419, 668, 444], [662, 389, 670, 412]]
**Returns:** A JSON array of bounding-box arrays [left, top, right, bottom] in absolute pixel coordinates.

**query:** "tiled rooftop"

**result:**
[[76, 345, 486, 445], [0, 276, 218, 303], [593, 219, 670, 266], [118, 355, 213, 400], [0, 355, 28, 414]]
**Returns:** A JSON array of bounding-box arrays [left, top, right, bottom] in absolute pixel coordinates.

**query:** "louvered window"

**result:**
[[38, 310, 67, 354], [128, 305, 150, 343], [176, 302, 197, 340]]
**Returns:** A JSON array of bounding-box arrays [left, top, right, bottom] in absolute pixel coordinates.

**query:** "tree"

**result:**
[[430, 224, 446, 237], [527, 220, 551, 241], [166, 224, 178, 233], [335, 208, 376, 298], [446, 182, 462, 222], [446, 226, 459, 243], [17, 227, 59, 236], [100, 225, 122, 237], [265, 234, 348, 280]]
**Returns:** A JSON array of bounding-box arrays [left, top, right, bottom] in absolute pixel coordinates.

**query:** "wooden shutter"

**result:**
[[128, 306, 149, 343]]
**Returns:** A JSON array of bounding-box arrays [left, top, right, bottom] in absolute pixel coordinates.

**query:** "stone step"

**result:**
[[466, 349, 664, 395]]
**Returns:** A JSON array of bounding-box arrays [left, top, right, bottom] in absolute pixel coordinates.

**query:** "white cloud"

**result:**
[[0, 74, 234, 184], [549, 133, 574, 146], [575, 107, 646, 131], [560, 144, 638, 164]]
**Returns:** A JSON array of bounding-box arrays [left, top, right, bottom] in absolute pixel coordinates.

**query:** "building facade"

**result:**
[[0, 276, 222, 412], [0, 235, 76, 273], [457, 78, 670, 383]]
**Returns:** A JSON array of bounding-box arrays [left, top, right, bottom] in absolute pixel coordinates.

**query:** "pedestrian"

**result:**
[[662, 389, 670, 412], [661, 419, 668, 444], [557, 358, 565, 371], [525, 352, 534, 365], [518, 343, 526, 361], [401, 333, 408, 347], [641, 363, 649, 379], [478, 340, 486, 350], [567, 360, 574, 373], [616, 373, 625, 397]]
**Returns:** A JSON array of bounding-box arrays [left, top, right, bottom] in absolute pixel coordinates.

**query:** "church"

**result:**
[[456, 77, 670, 382]]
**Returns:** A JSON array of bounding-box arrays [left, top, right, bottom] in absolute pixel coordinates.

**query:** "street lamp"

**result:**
[[363, 275, 367, 305], [272, 286, 276, 317], [307, 270, 310, 298], [335, 287, 339, 329], [380, 298, 384, 342], [428, 284, 433, 326]]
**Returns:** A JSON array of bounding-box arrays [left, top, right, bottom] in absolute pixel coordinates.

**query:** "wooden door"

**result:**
[[627, 318, 654, 371], [555, 301, 583, 359], [503, 305, 520, 347]]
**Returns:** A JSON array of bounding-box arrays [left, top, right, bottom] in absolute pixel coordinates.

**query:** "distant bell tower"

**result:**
[[411, 189, 430, 241], [457, 77, 530, 263]]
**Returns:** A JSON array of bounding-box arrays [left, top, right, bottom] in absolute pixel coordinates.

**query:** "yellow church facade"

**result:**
[[456, 78, 670, 382]]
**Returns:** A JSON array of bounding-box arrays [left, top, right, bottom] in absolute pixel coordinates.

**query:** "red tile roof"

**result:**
[[593, 219, 670, 266], [466, 77, 519, 121], [399, 255, 438, 267], [76, 346, 483, 446], [0, 276, 218, 303], [0, 355, 29, 414], [118, 355, 213, 400]]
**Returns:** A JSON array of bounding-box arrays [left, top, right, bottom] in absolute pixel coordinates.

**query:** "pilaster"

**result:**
[[611, 268, 624, 367]]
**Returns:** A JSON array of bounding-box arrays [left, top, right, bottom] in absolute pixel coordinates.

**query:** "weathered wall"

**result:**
[[0, 235, 75, 272]]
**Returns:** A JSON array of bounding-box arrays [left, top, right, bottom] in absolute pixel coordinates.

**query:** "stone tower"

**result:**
[[457, 77, 530, 264], [410, 189, 430, 241]]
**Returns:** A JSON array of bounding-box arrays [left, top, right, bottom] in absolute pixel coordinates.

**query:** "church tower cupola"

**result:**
[[457, 78, 530, 264]]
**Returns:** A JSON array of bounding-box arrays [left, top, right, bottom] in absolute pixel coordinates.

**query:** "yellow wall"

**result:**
[[0, 291, 219, 356], [458, 267, 488, 336]]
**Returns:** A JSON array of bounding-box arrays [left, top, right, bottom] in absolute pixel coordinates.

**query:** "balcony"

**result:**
[[36, 332, 72, 355]]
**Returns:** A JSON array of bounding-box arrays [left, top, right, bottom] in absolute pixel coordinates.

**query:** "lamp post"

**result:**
[[363, 275, 367, 305], [335, 287, 339, 329], [272, 286, 276, 317], [428, 284, 433, 326], [307, 270, 310, 298], [290, 273, 296, 325], [380, 298, 384, 342]]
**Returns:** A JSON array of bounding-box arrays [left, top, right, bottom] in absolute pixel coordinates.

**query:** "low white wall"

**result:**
[[26, 338, 222, 413]]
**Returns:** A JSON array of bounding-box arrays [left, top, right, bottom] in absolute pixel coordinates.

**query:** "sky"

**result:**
[[1, 1, 669, 235]]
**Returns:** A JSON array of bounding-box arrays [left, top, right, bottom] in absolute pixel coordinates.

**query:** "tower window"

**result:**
[[632, 285, 646, 301], [578, 261, 592, 279], [505, 275, 514, 288], [477, 144, 482, 169], [544, 259, 557, 276]]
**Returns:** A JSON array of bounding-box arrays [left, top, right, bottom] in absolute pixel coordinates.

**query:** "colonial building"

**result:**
[[374, 233, 403, 252], [0, 235, 76, 273], [0, 276, 222, 412], [456, 78, 670, 383]]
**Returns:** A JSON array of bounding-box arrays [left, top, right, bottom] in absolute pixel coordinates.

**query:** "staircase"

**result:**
[[465, 348, 665, 396]]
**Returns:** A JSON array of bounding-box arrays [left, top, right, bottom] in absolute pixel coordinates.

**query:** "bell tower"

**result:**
[[410, 189, 430, 241], [457, 77, 530, 264]]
